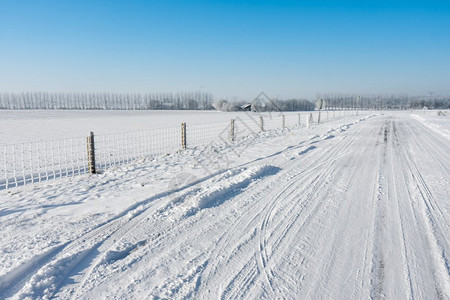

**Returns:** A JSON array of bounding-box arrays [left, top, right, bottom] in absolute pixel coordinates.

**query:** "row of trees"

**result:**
[[409, 97, 450, 109], [255, 99, 316, 111], [0, 92, 319, 112], [0, 92, 214, 110], [318, 94, 450, 110], [1, 92, 448, 111]]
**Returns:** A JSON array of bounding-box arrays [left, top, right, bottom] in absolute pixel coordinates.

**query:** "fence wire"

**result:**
[[187, 122, 231, 147], [94, 127, 181, 170], [1, 137, 87, 189], [1, 111, 359, 190]]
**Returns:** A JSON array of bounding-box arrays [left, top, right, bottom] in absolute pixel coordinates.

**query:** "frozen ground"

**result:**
[[0, 110, 308, 144], [0, 110, 449, 299]]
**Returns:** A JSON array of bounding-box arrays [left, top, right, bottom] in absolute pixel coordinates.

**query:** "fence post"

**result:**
[[87, 131, 96, 174], [259, 116, 264, 132], [3, 145, 7, 189], [318, 111, 321, 123], [230, 119, 235, 142], [181, 122, 187, 150], [282, 114, 285, 129], [298, 113, 301, 126]]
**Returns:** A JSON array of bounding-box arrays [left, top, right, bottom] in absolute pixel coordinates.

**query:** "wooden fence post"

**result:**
[[87, 131, 96, 174], [230, 119, 235, 142], [282, 114, 285, 129], [181, 123, 187, 150], [259, 116, 264, 132]]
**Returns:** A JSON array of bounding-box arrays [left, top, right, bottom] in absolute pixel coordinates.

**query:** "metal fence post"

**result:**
[[259, 116, 264, 132], [230, 119, 235, 142], [87, 131, 96, 174], [181, 122, 187, 150], [282, 114, 285, 129]]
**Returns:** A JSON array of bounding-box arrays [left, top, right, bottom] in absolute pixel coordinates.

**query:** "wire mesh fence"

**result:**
[[1, 110, 359, 190], [187, 122, 231, 148], [94, 127, 181, 170], [2, 137, 87, 189]]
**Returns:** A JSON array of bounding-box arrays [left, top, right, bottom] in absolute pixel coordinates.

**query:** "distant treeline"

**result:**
[[0, 92, 319, 112], [319, 94, 450, 110], [1, 92, 449, 111], [0, 92, 214, 110]]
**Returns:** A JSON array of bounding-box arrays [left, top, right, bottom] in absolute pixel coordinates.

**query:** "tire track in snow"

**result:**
[[51, 164, 281, 298], [369, 117, 450, 299], [369, 119, 423, 299], [301, 121, 381, 299], [254, 164, 335, 296], [402, 118, 450, 224], [395, 128, 450, 299], [197, 140, 344, 297], [197, 120, 367, 298], [56, 165, 280, 298], [8, 169, 229, 299], [2, 116, 372, 299], [14, 198, 169, 299], [369, 120, 392, 299], [62, 153, 311, 297], [1, 213, 130, 299], [256, 161, 337, 295], [0, 243, 67, 299], [257, 120, 372, 296], [3, 173, 207, 296], [195, 115, 448, 299], [387, 120, 416, 299]]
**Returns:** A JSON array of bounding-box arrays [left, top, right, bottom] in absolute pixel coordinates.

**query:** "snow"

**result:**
[[0, 110, 306, 144], [0, 110, 449, 299], [411, 111, 450, 140]]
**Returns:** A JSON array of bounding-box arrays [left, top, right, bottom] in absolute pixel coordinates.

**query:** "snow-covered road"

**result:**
[[1, 112, 449, 299]]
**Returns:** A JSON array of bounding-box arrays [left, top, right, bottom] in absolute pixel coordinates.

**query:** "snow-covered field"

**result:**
[[0, 109, 334, 190], [0, 110, 313, 144], [0, 110, 449, 299]]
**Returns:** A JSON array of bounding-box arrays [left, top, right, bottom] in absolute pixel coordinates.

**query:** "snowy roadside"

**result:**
[[1, 111, 449, 299], [410, 110, 450, 140], [0, 113, 372, 279]]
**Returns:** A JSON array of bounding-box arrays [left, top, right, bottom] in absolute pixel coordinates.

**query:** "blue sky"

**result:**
[[1, 0, 449, 99]]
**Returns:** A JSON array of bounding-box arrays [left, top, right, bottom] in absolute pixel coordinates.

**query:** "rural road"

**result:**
[[1, 113, 449, 299]]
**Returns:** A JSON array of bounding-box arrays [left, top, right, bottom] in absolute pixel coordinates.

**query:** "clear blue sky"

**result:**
[[1, 0, 449, 99]]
